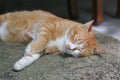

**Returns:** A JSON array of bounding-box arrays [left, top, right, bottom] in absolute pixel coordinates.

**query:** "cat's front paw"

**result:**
[[13, 54, 40, 71], [14, 61, 23, 71], [13, 57, 28, 71], [13, 56, 33, 71]]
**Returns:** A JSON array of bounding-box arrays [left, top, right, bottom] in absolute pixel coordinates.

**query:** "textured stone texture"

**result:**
[[0, 31, 120, 80]]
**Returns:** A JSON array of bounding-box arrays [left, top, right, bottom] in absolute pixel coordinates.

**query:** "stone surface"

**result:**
[[0, 31, 120, 80]]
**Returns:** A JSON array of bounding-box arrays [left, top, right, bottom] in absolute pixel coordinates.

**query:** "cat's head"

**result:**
[[66, 20, 102, 57]]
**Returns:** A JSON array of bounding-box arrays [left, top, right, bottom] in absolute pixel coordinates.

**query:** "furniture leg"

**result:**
[[116, 0, 120, 18], [67, 0, 78, 19], [92, 0, 103, 25]]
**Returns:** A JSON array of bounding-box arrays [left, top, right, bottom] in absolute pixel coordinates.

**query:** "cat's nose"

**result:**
[[66, 44, 70, 49], [66, 44, 77, 50]]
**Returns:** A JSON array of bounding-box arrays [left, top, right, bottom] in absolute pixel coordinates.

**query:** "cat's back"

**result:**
[[0, 10, 59, 44], [0, 10, 57, 22], [0, 10, 60, 34]]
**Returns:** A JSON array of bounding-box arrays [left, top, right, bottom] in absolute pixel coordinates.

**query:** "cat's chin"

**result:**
[[66, 50, 81, 58]]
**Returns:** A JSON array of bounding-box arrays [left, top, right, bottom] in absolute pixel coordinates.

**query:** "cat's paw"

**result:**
[[14, 57, 29, 71], [14, 61, 23, 71], [14, 54, 40, 71]]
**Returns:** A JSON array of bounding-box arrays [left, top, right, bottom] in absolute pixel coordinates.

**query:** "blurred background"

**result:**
[[0, 0, 120, 40]]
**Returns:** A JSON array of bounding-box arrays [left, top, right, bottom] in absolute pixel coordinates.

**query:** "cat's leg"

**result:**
[[13, 52, 41, 71], [14, 36, 48, 71]]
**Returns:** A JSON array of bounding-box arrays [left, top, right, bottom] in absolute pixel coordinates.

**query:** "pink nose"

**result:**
[[66, 44, 77, 50], [66, 44, 70, 49]]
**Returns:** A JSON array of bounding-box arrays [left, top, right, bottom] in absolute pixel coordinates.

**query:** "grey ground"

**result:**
[[0, 31, 120, 80]]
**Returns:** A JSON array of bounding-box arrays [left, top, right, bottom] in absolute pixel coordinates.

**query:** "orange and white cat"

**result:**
[[0, 10, 101, 71]]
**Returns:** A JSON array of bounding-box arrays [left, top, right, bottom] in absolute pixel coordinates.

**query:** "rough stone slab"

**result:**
[[0, 31, 120, 80]]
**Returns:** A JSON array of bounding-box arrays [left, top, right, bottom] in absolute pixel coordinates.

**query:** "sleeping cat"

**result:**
[[0, 10, 101, 71]]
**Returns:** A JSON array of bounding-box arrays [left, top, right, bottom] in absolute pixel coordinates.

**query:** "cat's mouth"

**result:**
[[66, 48, 83, 58], [66, 44, 84, 57]]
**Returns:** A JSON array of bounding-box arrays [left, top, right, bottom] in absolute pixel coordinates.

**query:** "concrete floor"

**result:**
[[1, 0, 120, 40]]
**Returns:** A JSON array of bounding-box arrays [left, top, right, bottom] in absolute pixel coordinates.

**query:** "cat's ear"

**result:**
[[83, 20, 94, 32]]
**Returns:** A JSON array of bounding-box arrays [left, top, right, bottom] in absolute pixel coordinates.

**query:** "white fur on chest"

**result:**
[[47, 35, 67, 53], [0, 21, 9, 41]]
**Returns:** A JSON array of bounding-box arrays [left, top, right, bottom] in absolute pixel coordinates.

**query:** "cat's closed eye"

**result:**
[[74, 38, 82, 44]]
